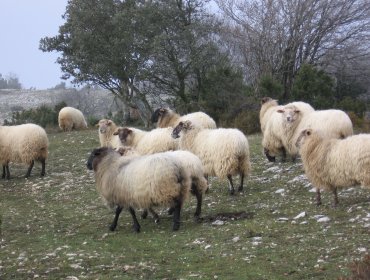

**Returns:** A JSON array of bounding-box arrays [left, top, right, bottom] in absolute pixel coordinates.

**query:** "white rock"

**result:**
[[212, 220, 224, 226], [358, 247, 367, 252], [277, 217, 289, 222], [293, 211, 307, 220], [232, 237, 240, 243], [204, 245, 211, 249], [275, 188, 285, 194], [317, 216, 330, 223]]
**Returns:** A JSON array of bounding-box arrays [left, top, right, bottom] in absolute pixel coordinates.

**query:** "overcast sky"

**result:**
[[0, 0, 68, 89]]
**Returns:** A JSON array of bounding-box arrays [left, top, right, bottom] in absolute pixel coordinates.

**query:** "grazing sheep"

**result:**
[[151, 108, 216, 129], [0, 124, 48, 179], [58, 107, 88, 131], [278, 106, 353, 159], [118, 147, 207, 222], [113, 126, 178, 154], [297, 129, 370, 206], [87, 147, 191, 232], [260, 97, 314, 162], [172, 120, 251, 195], [96, 119, 122, 149]]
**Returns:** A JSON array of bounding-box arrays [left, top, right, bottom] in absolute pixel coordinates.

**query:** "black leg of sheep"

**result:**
[[109, 205, 123, 231], [2, 165, 10, 180], [332, 187, 339, 207], [41, 159, 46, 177], [316, 189, 322, 206], [128, 207, 141, 233], [192, 185, 202, 221], [172, 199, 182, 231], [25, 160, 34, 178], [238, 174, 244, 192], [227, 175, 235, 195]]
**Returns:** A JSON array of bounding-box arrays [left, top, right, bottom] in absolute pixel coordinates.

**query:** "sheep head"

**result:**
[[87, 147, 111, 171], [151, 108, 168, 123], [113, 127, 132, 145], [116, 146, 138, 157], [96, 119, 113, 134], [295, 129, 312, 148], [172, 120, 192, 139], [277, 106, 301, 123]]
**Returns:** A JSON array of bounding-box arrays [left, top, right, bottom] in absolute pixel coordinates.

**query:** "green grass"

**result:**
[[1, 129, 369, 279]]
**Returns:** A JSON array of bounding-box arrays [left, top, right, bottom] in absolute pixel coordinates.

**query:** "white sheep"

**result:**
[[296, 128, 370, 206], [0, 124, 48, 179], [172, 120, 251, 195], [151, 108, 216, 129], [96, 119, 122, 149], [58, 106, 88, 131], [260, 97, 314, 162], [113, 126, 178, 154], [87, 147, 191, 232], [277, 106, 353, 159], [117, 147, 207, 222]]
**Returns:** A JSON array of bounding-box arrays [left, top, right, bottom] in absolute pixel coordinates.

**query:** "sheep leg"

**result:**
[[264, 148, 276, 162], [25, 160, 34, 178], [168, 207, 175, 215], [227, 175, 235, 195], [2, 165, 10, 180], [205, 175, 210, 193], [109, 205, 123, 231], [238, 174, 244, 192], [172, 199, 182, 231], [332, 187, 339, 207], [128, 207, 141, 233], [316, 189, 322, 206], [141, 209, 149, 219], [148, 208, 160, 224], [40, 159, 46, 177], [192, 184, 202, 221], [281, 147, 287, 162]]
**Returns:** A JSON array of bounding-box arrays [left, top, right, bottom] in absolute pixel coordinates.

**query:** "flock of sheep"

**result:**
[[1, 99, 370, 233]]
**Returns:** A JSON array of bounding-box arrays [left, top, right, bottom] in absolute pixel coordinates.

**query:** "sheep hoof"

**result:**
[[173, 224, 180, 231], [238, 186, 243, 192], [141, 211, 148, 219], [133, 225, 141, 233], [109, 224, 117, 231], [154, 218, 160, 224], [194, 216, 202, 223], [229, 189, 235, 195]]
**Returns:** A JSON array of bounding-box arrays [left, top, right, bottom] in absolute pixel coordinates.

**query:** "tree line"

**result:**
[[39, 0, 370, 129], [0, 73, 21, 89]]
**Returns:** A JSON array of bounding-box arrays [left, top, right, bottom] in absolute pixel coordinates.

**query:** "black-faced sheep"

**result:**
[[86, 147, 191, 232], [278, 106, 353, 160], [297, 129, 370, 206], [0, 124, 48, 179], [117, 146, 207, 222], [172, 120, 251, 195], [151, 108, 216, 129], [58, 107, 88, 132], [113, 126, 178, 154], [96, 119, 122, 149]]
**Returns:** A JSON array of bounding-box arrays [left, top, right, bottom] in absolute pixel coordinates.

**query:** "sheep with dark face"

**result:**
[[0, 124, 48, 179], [151, 108, 216, 129], [297, 129, 370, 206], [87, 147, 191, 232], [172, 120, 250, 195], [117, 146, 207, 222]]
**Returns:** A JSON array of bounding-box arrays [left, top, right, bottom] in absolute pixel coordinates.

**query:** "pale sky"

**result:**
[[0, 0, 69, 89]]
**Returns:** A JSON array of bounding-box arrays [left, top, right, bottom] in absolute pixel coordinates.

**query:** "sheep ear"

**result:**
[[95, 123, 100, 127], [159, 108, 166, 115], [261, 97, 269, 104], [107, 120, 112, 125], [113, 129, 120, 135]]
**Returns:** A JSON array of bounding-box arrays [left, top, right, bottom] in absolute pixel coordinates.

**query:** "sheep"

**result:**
[[151, 108, 216, 129], [113, 126, 178, 154], [296, 128, 370, 206], [172, 120, 251, 195], [86, 147, 191, 232], [260, 97, 314, 162], [277, 106, 353, 160], [96, 119, 122, 149], [58, 106, 88, 131], [117, 146, 207, 222], [0, 124, 48, 179]]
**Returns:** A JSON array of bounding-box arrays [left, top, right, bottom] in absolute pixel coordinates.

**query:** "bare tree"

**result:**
[[216, 0, 370, 99]]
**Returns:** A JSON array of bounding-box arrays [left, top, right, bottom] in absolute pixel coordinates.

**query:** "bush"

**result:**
[[347, 111, 370, 133], [339, 254, 370, 280], [5, 101, 67, 128]]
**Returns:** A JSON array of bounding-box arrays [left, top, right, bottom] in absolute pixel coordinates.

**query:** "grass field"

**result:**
[[0, 128, 369, 279]]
